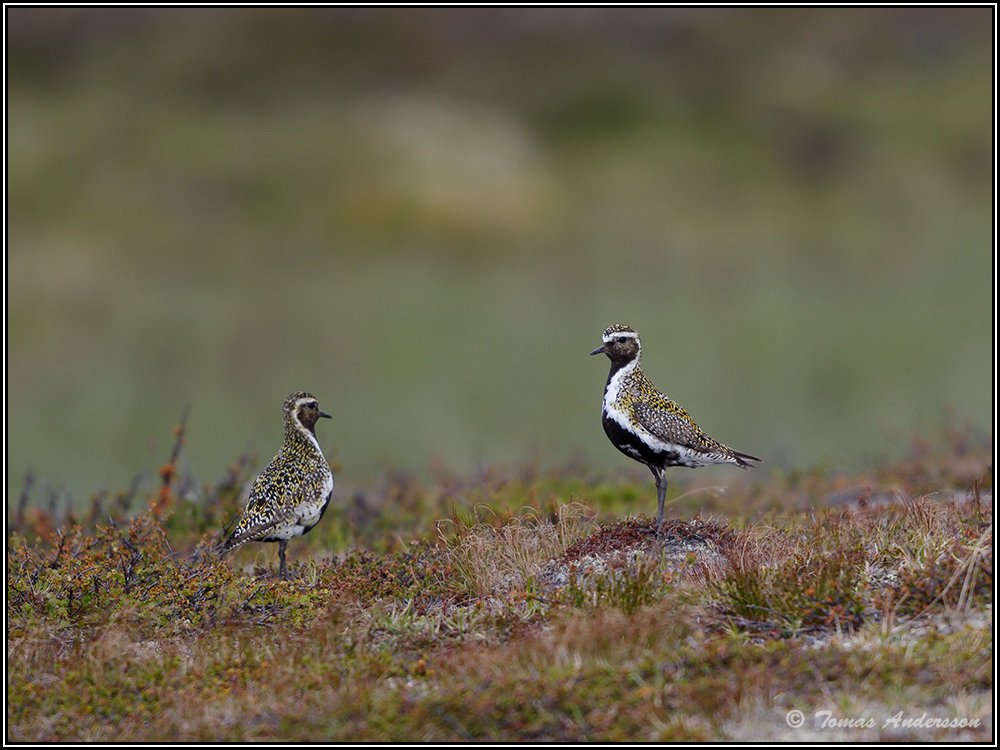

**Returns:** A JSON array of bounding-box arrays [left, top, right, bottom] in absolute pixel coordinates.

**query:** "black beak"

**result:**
[[589, 344, 607, 356], [319, 411, 332, 419]]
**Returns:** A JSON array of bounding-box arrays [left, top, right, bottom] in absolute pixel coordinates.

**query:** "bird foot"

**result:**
[[637, 518, 664, 535]]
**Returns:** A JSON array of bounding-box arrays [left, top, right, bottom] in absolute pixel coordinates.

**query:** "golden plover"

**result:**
[[222, 391, 334, 578], [590, 324, 759, 525]]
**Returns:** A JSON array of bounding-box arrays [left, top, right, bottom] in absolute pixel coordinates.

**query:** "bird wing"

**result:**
[[633, 400, 717, 451], [222, 464, 291, 548], [633, 400, 760, 467], [226, 454, 334, 542], [222, 513, 286, 551]]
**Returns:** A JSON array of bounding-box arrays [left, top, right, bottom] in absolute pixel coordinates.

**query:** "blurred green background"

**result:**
[[7, 7, 993, 503]]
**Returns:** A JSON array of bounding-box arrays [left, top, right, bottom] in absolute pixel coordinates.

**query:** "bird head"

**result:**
[[283, 391, 332, 434], [590, 324, 641, 365]]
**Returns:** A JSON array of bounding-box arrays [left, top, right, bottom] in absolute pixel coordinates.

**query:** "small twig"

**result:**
[[48, 528, 70, 569], [241, 583, 268, 608], [152, 406, 191, 516], [14, 469, 33, 533], [168, 405, 191, 467], [160, 404, 191, 491], [87, 490, 107, 530], [46, 481, 59, 518], [116, 473, 143, 517], [153, 519, 175, 556]]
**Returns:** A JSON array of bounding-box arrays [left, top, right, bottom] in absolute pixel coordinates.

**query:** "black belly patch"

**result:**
[[259, 490, 333, 543], [602, 413, 682, 468], [300, 490, 333, 537]]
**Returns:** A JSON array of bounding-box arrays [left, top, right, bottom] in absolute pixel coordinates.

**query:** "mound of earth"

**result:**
[[540, 516, 733, 588]]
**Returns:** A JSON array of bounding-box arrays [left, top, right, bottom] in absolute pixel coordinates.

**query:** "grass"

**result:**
[[437, 502, 598, 599], [6, 422, 993, 741], [6, 12, 992, 740]]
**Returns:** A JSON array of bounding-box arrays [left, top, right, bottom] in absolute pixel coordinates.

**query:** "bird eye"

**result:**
[[617, 336, 627, 343], [310, 402, 318, 410]]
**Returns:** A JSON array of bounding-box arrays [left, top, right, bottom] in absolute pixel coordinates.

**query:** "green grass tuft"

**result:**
[[6, 426, 992, 741]]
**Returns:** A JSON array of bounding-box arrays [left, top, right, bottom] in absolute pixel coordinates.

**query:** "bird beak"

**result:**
[[589, 344, 607, 356], [319, 411, 332, 419]]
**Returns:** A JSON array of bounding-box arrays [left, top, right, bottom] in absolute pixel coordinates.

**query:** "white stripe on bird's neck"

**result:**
[[604, 354, 640, 406], [289, 416, 325, 457]]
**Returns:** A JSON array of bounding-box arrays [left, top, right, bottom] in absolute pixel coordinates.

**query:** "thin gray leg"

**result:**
[[656, 475, 668, 527], [647, 465, 667, 527], [278, 540, 288, 579]]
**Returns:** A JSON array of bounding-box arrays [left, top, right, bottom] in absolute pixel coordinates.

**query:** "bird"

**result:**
[[221, 391, 334, 578], [590, 324, 759, 526]]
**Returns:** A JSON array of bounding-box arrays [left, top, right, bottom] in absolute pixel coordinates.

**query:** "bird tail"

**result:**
[[217, 529, 242, 557], [731, 449, 762, 468], [218, 515, 285, 557], [218, 518, 245, 556]]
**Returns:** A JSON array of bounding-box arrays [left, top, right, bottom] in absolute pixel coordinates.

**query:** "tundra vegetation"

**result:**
[[6, 421, 992, 741]]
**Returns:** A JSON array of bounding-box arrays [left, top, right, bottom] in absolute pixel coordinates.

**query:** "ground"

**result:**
[[5, 427, 993, 741]]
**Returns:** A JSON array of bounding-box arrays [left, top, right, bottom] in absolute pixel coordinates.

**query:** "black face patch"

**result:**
[[604, 336, 640, 364], [297, 403, 319, 432]]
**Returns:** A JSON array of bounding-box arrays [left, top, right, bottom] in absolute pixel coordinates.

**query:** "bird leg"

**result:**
[[647, 465, 668, 528], [656, 476, 668, 528], [278, 540, 288, 579]]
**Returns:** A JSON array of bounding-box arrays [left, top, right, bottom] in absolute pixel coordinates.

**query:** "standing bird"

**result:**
[[222, 391, 334, 578], [590, 324, 759, 525]]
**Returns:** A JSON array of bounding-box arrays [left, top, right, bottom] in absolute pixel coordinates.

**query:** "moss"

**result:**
[[7, 436, 993, 741]]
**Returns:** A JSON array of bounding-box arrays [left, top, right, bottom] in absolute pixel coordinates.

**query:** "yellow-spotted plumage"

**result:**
[[222, 392, 334, 578], [591, 324, 759, 524]]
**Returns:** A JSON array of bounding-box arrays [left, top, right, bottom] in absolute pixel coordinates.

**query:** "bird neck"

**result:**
[[283, 417, 324, 457], [606, 353, 641, 387]]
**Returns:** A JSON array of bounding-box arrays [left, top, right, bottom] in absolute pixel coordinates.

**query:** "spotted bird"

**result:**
[[591, 324, 759, 525], [222, 391, 334, 578]]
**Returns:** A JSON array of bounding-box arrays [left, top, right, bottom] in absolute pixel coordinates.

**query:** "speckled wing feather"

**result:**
[[634, 400, 759, 467], [223, 513, 286, 550], [245, 461, 293, 512], [224, 461, 296, 549], [633, 400, 716, 451]]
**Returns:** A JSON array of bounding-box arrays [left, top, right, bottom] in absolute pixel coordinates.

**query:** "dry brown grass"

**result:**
[[436, 502, 599, 599], [6, 431, 993, 741]]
